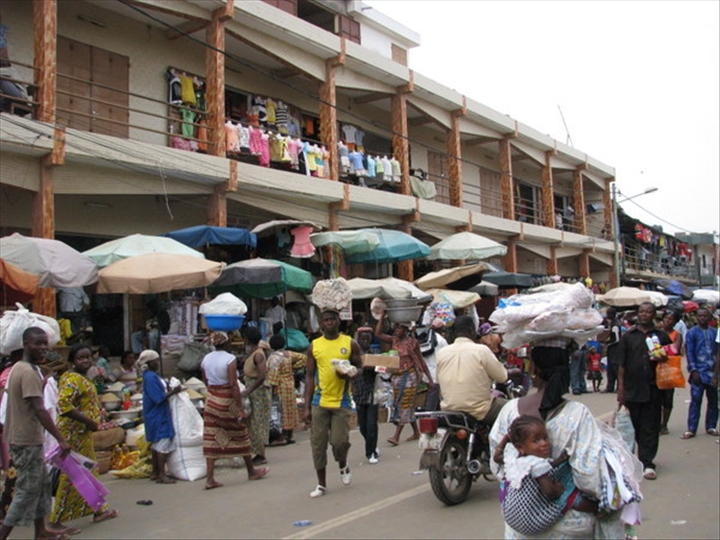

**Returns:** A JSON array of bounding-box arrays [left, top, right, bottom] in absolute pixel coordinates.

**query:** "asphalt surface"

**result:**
[[8, 384, 720, 539]]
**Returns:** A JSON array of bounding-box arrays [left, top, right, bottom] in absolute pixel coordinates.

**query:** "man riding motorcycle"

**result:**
[[436, 316, 516, 428]]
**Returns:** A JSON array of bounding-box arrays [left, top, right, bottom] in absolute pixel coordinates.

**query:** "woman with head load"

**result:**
[[375, 314, 435, 446], [201, 331, 268, 490], [490, 342, 630, 539]]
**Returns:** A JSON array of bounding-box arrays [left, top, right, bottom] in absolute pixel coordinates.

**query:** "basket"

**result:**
[[96, 451, 112, 475], [204, 314, 245, 331]]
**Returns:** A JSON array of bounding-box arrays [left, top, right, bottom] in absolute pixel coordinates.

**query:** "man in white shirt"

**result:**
[[436, 316, 509, 426], [57, 287, 90, 335]]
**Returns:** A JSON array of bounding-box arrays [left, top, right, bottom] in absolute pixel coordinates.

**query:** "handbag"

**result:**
[[655, 355, 685, 389]]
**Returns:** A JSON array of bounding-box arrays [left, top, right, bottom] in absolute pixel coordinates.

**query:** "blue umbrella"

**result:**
[[163, 225, 256, 249], [654, 278, 693, 300], [345, 228, 430, 265]]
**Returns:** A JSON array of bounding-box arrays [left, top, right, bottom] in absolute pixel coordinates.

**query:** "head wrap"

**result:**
[[136, 349, 159, 371], [258, 340, 271, 350], [210, 331, 230, 347], [357, 326, 373, 334], [431, 318, 445, 330], [479, 322, 492, 336], [530, 345, 570, 420]]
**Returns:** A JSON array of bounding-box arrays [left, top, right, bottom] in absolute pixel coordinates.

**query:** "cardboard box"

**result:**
[[361, 354, 400, 369]]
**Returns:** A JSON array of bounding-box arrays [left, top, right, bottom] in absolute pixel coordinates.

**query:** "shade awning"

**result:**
[[163, 225, 256, 249]]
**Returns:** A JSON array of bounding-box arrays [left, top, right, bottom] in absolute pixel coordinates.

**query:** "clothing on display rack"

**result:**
[[290, 226, 316, 258]]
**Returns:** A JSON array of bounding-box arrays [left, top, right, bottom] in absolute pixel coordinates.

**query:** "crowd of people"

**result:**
[[0, 295, 717, 539]]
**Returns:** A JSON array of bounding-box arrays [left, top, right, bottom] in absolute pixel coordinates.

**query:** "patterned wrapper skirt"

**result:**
[[391, 368, 418, 424], [203, 385, 251, 459]]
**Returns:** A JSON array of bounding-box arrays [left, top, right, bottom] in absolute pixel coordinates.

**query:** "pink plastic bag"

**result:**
[[47, 447, 108, 511]]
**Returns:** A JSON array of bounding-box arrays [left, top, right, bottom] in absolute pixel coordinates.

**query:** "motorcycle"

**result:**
[[415, 379, 524, 505]]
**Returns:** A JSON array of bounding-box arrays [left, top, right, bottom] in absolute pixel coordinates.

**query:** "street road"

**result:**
[[9, 385, 719, 539]]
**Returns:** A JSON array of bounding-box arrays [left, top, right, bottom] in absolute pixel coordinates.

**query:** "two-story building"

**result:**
[[1, 0, 622, 316]]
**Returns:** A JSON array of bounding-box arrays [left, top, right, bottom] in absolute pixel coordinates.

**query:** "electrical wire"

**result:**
[[623, 198, 694, 234]]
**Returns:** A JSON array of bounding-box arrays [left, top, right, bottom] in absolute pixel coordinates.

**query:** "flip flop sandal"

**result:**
[[707, 429, 720, 436], [680, 431, 696, 439]]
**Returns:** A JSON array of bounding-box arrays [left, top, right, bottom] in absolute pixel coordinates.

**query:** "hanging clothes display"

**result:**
[[289, 226, 316, 258]]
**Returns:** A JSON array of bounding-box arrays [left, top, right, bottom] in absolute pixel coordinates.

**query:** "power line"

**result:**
[[623, 198, 694, 234]]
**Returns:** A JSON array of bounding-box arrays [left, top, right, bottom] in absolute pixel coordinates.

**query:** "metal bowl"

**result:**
[[385, 298, 421, 309], [385, 306, 423, 324]]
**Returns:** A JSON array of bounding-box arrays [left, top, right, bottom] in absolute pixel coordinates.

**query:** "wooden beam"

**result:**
[[408, 115, 433, 127], [579, 250, 591, 278], [546, 245, 558, 275], [320, 62, 339, 181], [447, 111, 462, 207], [541, 151, 554, 228], [33, 0, 57, 124], [573, 166, 587, 235], [327, 38, 346, 68], [505, 235, 518, 273], [205, 7, 226, 158], [328, 184, 350, 231], [603, 177, 614, 241], [499, 135, 515, 220], [164, 19, 210, 40], [31, 154, 56, 317], [49, 125, 65, 165], [207, 184, 227, 227], [391, 93, 410, 195], [395, 70, 414, 94], [227, 160, 239, 192], [352, 93, 390, 105]]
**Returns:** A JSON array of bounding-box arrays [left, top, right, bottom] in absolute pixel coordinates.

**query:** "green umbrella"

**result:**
[[211, 258, 313, 298]]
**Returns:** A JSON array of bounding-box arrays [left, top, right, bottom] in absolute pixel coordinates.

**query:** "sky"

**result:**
[[367, 0, 720, 236]]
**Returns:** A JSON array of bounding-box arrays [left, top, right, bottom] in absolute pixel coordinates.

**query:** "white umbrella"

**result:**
[[345, 278, 411, 300], [415, 262, 497, 290], [310, 230, 380, 254], [597, 287, 667, 307], [84, 233, 204, 268], [427, 231, 507, 261]]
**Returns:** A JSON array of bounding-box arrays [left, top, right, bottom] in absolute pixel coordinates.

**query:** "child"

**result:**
[[587, 346, 603, 392], [494, 415, 598, 537]]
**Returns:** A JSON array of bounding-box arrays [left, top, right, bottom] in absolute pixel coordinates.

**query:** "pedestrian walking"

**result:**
[[351, 327, 380, 464], [659, 311, 683, 435]]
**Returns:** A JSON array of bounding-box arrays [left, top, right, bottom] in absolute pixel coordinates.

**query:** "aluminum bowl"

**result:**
[[385, 298, 421, 309], [385, 306, 423, 324]]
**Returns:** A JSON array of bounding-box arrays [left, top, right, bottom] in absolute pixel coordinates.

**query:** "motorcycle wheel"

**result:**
[[428, 437, 472, 505]]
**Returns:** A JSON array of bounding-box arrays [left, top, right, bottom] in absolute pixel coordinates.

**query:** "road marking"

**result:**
[[282, 483, 431, 539]]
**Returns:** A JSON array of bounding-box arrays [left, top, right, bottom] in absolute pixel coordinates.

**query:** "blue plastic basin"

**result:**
[[204, 314, 245, 331]]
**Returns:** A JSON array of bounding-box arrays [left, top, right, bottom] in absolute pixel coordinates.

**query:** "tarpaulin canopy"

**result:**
[[482, 271, 534, 289], [596, 286, 667, 308], [310, 230, 380, 254], [211, 258, 313, 298], [163, 225, 256, 249], [424, 288, 480, 309], [467, 280, 499, 297], [345, 277, 431, 301], [415, 262, 497, 290]]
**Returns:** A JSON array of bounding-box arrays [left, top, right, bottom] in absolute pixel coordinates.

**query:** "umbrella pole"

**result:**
[[123, 293, 131, 352]]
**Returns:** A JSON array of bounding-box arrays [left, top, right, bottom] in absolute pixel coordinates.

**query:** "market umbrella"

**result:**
[[482, 271, 534, 289], [344, 229, 430, 265], [467, 280, 499, 297], [84, 233, 204, 268], [97, 253, 224, 294], [0, 259, 40, 305], [427, 231, 507, 261], [654, 278, 693, 300], [691, 289, 720, 305], [528, 282, 575, 294], [310, 230, 380, 255], [415, 262, 497, 290], [596, 286, 666, 308], [162, 225, 256, 249], [346, 277, 412, 300], [0, 233, 98, 288], [424, 288, 480, 309], [251, 220, 320, 235], [212, 258, 313, 298]]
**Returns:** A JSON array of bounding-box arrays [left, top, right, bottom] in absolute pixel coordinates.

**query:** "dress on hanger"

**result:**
[[290, 226, 316, 258]]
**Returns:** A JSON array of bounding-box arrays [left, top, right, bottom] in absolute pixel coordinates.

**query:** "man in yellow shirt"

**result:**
[[436, 316, 509, 426], [303, 310, 362, 498]]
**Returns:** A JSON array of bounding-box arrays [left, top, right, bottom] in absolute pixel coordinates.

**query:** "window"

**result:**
[[391, 44, 408, 66], [262, 0, 298, 16], [515, 182, 539, 224], [337, 15, 361, 44], [479, 168, 503, 218], [428, 151, 450, 204]]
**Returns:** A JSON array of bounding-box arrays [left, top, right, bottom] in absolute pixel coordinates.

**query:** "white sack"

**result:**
[[0, 304, 61, 354], [199, 292, 247, 315], [170, 390, 204, 447], [167, 445, 206, 481]]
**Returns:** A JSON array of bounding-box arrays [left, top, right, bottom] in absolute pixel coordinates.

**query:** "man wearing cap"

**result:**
[[303, 310, 362, 498], [436, 316, 510, 428]]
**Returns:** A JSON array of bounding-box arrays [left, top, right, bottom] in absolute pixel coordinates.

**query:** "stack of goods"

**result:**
[[331, 359, 358, 378], [421, 301, 455, 327], [312, 278, 353, 312], [489, 282, 603, 349]]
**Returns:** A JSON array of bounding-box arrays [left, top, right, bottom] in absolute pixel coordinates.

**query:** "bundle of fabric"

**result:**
[[311, 278, 352, 312], [490, 282, 603, 349]]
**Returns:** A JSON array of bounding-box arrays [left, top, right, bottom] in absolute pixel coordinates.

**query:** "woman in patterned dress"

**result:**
[[242, 327, 271, 465], [266, 334, 306, 444], [375, 315, 435, 446], [49, 343, 117, 535]]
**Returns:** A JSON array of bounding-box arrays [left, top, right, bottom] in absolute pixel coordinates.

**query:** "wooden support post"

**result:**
[[205, 7, 227, 158], [33, 0, 57, 123], [499, 135, 515, 220], [541, 151, 555, 228], [31, 154, 57, 317], [603, 177, 614, 241], [328, 183, 350, 231], [579, 250, 591, 278], [397, 213, 418, 281], [546, 245, 558, 276], [447, 101, 465, 207], [573, 165, 587, 234], [207, 184, 227, 227], [391, 71, 413, 196], [320, 40, 344, 182], [505, 235, 518, 273]]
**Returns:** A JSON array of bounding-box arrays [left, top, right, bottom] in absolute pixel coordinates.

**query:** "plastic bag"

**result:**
[[177, 342, 211, 373], [655, 355, 685, 389], [170, 391, 204, 447], [613, 406, 636, 452], [167, 445, 206, 481], [373, 374, 392, 406], [0, 304, 61, 354]]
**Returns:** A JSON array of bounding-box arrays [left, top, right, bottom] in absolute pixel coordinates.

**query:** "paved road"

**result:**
[[9, 385, 719, 539]]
